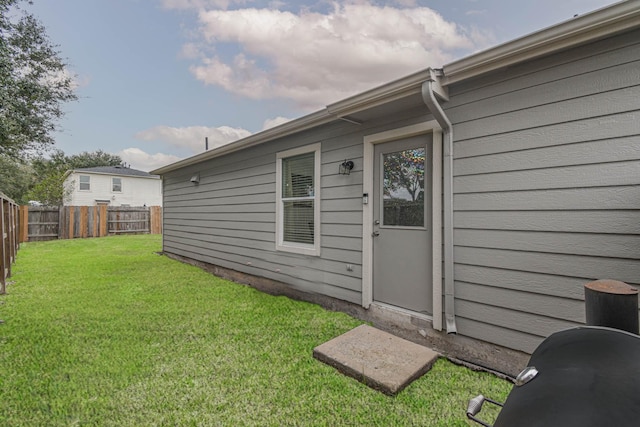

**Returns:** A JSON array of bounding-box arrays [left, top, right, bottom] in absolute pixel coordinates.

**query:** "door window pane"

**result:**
[[382, 148, 425, 226]]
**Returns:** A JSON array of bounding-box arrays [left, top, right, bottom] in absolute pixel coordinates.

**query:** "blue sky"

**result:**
[[28, 0, 619, 171]]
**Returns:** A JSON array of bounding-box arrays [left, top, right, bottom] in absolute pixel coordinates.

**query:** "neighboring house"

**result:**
[[64, 166, 162, 207], [152, 2, 640, 375]]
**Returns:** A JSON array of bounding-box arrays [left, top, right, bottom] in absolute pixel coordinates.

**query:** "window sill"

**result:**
[[276, 242, 320, 257]]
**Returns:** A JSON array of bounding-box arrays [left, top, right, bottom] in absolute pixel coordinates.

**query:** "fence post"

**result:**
[[19, 205, 28, 243], [150, 206, 162, 234], [91, 207, 98, 237], [0, 199, 5, 294], [13, 205, 18, 253], [67, 206, 75, 239], [79, 206, 88, 238], [0, 195, 19, 295], [99, 205, 108, 237], [9, 202, 15, 264]]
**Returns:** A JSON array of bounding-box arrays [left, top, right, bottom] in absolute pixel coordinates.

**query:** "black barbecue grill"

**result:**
[[467, 326, 640, 427]]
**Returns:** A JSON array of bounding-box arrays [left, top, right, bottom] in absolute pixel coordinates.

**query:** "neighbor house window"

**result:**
[[112, 177, 122, 192], [276, 143, 321, 256], [79, 175, 90, 191]]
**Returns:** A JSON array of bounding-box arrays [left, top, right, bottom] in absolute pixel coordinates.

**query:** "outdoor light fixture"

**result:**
[[190, 174, 200, 184], [339, 160, 354, 175]]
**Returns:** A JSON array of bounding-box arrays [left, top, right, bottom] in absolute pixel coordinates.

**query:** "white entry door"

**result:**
[[372, 134, 432, 315]]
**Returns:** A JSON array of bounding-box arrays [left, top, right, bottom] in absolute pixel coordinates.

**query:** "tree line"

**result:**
[[0, 149, 123, 205], [1, 1, 118, 205]]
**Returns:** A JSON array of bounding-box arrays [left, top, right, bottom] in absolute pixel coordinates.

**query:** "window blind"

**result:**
[[281, 152, 315, 244]]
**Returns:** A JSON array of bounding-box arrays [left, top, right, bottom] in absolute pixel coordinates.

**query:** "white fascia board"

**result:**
[[71, 170, 160, 179], [442, 0, 640, 85], [326, 69, 432, 117]]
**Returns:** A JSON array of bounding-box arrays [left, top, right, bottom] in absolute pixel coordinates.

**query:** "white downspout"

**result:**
[[422, 69, 457, 334]]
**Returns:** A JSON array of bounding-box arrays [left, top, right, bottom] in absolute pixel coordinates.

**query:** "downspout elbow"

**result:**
[[422, 74, 457, 334]]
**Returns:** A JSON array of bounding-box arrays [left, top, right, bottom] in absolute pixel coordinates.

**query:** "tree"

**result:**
[[26, 149, 122, 205], [0, 0, 77, 158], [383, 148, 425, 202], [0, 154, 35, 202], [67, 150, 122, 169], [24, 167, 67, 205], [382, 149, 425, 226]]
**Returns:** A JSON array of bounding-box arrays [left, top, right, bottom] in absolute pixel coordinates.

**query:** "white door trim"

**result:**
[[362, 120, 443, 331]]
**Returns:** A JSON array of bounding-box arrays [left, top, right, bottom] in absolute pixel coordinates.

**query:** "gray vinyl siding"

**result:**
[[162, 111, 432, 305], [446, 28, 640, 353]]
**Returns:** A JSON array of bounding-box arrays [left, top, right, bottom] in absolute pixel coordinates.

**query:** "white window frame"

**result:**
[[112, 177, 122, 193], [79, 175, 91, 191], [275, 143, 321, 256]]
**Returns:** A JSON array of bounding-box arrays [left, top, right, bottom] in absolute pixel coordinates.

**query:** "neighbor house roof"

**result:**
[[151, 0, 639, 176], [69, 166, 160, 179]]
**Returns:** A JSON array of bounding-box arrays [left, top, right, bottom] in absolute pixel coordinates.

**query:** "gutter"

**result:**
[[422, 69, 457, 334]]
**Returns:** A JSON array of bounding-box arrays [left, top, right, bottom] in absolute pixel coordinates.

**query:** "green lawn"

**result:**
[[0, 235, 511, 426]]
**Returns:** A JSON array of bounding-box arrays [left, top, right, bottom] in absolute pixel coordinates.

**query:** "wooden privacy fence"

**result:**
[[1, 192, 19, 294], [19, 206, 162, 243]]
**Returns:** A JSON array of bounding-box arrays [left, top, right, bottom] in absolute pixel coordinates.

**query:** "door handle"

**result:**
[[372, 231, 380, 237]]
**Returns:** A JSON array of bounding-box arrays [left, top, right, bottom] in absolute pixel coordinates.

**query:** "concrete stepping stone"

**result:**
[[313, 324, 439, 395]]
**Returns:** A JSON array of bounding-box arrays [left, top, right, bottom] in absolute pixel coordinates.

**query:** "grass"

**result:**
[[0, 235, 511, 426]]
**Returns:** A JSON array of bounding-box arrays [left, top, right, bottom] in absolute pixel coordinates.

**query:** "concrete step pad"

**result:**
[[313, 324, 439, 395]]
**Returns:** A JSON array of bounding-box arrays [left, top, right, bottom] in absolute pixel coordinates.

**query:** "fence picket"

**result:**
[[19, 205, 162, 242]]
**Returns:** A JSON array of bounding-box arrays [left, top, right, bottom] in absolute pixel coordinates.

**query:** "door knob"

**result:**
[[372, 231, 380, 237]]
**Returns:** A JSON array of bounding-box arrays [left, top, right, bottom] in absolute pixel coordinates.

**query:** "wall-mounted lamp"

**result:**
[[339, 160, 354, 175], [190, 174, 200, 184]]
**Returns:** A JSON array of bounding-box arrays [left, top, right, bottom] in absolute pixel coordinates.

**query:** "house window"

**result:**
[[276, 143, 321, 256], [79, 175, 90, 191], [112, 177, 122, 192]]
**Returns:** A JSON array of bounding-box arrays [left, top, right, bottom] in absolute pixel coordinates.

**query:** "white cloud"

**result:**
[[118, 148, 182, 172], [179, 42, 202, 59], [262, 116, 291, 130], [134, 125, 251, 154], [125, 124, 253, 172], [185, 2, 486, 108]]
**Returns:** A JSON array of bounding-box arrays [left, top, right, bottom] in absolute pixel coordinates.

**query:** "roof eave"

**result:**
[[151, 109, 336, 175], [67, 169, 159, 179], [326, 69, 432, 118], [442, 0, 640, 85], [151, 70, 434, 175]]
